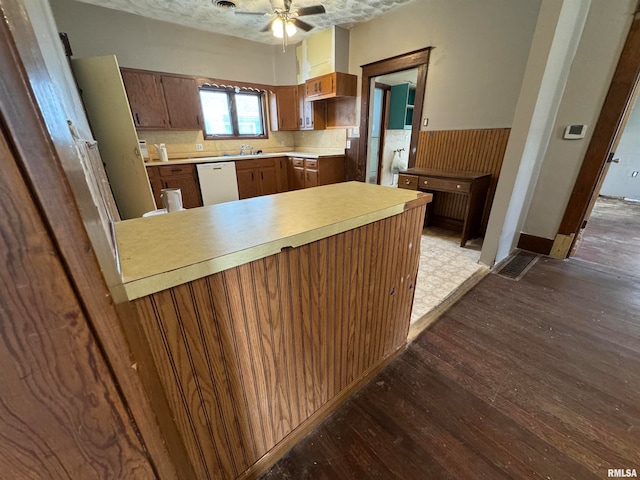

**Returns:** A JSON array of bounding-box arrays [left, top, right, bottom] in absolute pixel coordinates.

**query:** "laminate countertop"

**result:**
[[144, 151, 344, 166], [115, 182, 432, 300]]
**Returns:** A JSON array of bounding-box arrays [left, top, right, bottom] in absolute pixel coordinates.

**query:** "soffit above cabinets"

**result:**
[[70, 0, 416, 45]]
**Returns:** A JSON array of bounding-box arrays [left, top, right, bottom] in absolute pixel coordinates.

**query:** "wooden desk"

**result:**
[[398, 168, 491, 246]]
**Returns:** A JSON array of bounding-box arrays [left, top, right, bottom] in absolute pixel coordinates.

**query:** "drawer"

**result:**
[[305, 158, 318, 169], [291, 157, 304, 167], [398, 174, 418, 190], [419, 176, 471, 193], [158, 164, 195, 177]]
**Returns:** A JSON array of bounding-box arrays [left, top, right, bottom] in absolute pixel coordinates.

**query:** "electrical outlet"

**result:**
[[195, 143, 204, 151]]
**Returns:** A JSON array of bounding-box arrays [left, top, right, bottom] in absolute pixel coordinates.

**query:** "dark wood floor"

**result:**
[[574, 196, 640, 275], [260, 257, 640, 479]]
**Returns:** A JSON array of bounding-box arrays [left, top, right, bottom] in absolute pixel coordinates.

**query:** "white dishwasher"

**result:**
[[196, 162, 240, 205]]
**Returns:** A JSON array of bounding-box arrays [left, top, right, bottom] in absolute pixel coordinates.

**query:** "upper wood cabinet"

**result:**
[[269, 85, 300, 131], [120, 69, 168, 129], [305, 72, 357, 101], [121, 68, 202, 131], [161, 75, 202, 130], [298, 84, 326, 131]]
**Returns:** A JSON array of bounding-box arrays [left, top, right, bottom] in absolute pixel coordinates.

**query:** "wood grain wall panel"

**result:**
[[133, 203, 427, 480], [415, 128, 510, 231]]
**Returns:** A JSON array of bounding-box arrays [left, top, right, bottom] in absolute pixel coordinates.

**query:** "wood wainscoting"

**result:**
[[415, 128, 510, 233], [133, 203, 427, 480]]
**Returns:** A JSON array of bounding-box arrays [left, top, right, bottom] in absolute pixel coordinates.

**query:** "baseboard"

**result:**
[[237, 345, 406, 480], [407, 266, 489, 342], [517, 233, 553, 255]]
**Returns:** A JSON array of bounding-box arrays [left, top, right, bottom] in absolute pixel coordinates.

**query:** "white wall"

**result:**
[[50, 0, 297, 85], [348, 0, 541, 130], [600, 97, 640, 200], [523, 0, 637, 238]]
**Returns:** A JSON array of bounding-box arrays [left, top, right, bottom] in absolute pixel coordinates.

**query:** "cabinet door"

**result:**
[[236, 168, 259, 199], [290, 166, 305, 190], [273, 85, 299, 131], [149, 177, 164, 209], [299, 84, 326, 131], [305, 169, 318, 188], [258, 165, 279, 196], [121, 69, 168, 129], [275, 157, 288, 192], [161, 75, 202, 130], [162, 175, 203, 209]]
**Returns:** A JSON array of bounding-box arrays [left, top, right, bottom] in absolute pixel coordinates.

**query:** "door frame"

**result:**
[[357, 47, 433, 182], [372, 82, 391, 184], [556, 11, 640, 256]]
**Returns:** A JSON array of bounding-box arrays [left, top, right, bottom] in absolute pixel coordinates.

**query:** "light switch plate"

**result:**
[[346, 140, 351, 149], [195, 143, 204, 151]]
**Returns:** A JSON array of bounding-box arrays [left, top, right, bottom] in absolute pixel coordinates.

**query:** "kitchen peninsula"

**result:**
[[115, 182, 431, 480]]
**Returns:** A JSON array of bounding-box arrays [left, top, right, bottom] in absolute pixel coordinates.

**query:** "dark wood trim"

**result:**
[[0, 2, 189, 478], [375, 87, 391, 184], [517, 233, 554, 256], [557, 12, 640, 250], [357, 47, 433, 182]]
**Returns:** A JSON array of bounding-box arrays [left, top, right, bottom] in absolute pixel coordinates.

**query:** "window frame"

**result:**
[[199, 86, 268, 140]]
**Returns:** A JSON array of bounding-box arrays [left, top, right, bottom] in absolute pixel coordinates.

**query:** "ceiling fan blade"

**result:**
[[260, 18, 276, 32], [235, 10, 271, 15], [291, 17, 314, 32], [296, 5, 326, 16]]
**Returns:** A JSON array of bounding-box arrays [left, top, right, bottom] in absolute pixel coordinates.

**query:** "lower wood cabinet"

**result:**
[[146, 164, 203, 209], [288, 155, 345, 190], [236, 157, 288, 199]]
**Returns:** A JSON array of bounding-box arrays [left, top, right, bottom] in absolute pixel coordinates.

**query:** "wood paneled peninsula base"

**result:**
[[114, 182, 432, 480]]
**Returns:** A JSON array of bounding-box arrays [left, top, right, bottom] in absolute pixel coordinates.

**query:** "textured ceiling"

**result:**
[[71, 0, 415, 45]]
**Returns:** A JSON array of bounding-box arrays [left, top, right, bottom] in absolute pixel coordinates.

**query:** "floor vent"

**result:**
[[495, 250, 539, 281]]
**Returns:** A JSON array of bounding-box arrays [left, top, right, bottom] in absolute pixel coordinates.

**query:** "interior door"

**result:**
[[72, 56, 156, 219]]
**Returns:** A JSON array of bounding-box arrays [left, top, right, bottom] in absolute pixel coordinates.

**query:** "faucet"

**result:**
[[240, 144, 251, 155]]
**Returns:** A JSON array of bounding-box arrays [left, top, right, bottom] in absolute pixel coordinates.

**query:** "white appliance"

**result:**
[[197, 162, 240, 205]]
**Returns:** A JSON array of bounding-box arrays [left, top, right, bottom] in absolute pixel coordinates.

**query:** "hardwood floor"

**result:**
[[260, 257, 640, 479], [574, 196, 640, 276]]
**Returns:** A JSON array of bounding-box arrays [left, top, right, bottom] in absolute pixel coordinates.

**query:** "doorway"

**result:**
[[366, 69, 418, 186]]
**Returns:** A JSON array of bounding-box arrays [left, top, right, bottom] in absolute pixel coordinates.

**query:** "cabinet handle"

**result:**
[[251, 172, 254, 181], [171, 169, 181, 173], [423, 180, 428, 185], [456, 184, 461, 189], [196, 115, 200, 126], [134, 113, 140, 125], [261, 171, 264, 180], [404, 179, 411, 185], [306, 172, 309, 181]]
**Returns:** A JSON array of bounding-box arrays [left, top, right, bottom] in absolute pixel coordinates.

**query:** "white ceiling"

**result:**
[[71, 0, 415, 45]]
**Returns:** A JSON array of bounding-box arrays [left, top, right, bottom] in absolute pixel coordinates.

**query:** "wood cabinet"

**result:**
[[146, 164, 203, 209], [236, 157, 288, 199], [388, 83, 416, 130], [120, 69, 168, 129], [304, 72, 357, 101], [298, 84, 326, 131], [269, 85, 299, 131], [121, 68, 201, 131], [289, 155, 345, 189], [161, 74, 202, 130]]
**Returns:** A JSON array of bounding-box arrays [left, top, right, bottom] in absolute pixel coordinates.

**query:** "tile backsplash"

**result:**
[[140, 128, 348, 160]]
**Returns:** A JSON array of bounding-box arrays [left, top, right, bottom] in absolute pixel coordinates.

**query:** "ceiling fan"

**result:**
[[235, 0, 326, 43]]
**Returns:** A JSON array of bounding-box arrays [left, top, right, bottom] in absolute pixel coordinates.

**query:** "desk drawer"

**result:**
[[305, 158, 318, 169], [398, 174, 418, 190], [419, 176, 471, 193]]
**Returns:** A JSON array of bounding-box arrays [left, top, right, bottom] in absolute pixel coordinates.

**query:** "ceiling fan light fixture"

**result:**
[[214, 0, 236, 9], [285, 21, 297, 37], [271, 16, 284, 38]]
